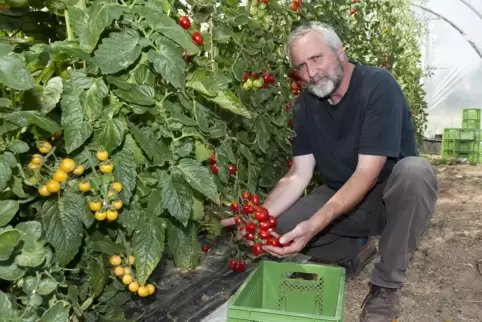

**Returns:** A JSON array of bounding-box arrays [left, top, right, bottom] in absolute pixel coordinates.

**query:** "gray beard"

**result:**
[[308, 58, 344, 98]]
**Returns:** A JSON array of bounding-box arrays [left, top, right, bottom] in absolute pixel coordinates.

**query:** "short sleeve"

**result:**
[[358, 76, 403, 158], [291, 96, 312, 157]]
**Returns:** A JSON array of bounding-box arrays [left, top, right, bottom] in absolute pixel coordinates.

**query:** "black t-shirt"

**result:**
[[292, 63, 418, 190]]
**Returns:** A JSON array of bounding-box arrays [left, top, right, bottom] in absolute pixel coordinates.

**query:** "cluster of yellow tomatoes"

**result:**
[[109, 255, 156, 297]]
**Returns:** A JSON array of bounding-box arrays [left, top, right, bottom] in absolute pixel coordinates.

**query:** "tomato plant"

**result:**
[[0, 0, 427, 320]]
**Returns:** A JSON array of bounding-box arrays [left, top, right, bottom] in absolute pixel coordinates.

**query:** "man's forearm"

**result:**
[[309, 169, 378, 233], [261, 174, 310, 218]]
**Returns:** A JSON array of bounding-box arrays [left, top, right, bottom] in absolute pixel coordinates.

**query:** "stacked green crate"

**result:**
[[462, 108, 481, 129], [442, 128, 482, 162]]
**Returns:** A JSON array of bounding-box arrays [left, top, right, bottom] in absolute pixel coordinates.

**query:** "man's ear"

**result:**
[[337, 47, 345, 61]]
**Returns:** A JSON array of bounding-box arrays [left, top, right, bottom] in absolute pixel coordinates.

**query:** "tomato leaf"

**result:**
[[40, 76, 63, 114], [206, 90, 253, 119], [0, 200, 19, 227], [61, 91, 93, 154], [83, 78, 108, 121], [0, 290, 17, 320], [95, 118, 125, 153], [186, 70, 218, 97], [0, 229, 21, 261], [114, 84, 156, 106], [30, 114, 61, 134], [113, 145, 137, 206], [124, 134, 147, 165], [14, 222, 45, 268], [118, 201, 141, 236], [147, 41, 186, 89], [167, 220, 200, 270], [41, 194, 84, 267], [0, 55, 34, 90], [39, 301, 70, 322], [128, 122, 154, 160], [0, 261, 25, 281], [132, 216, 165, 285], [91, 28, 142, 75], [176, 158, 220, 205], [88, 255, 107, 298], [8, 139, 29, 154], [0, 161, 12, 192], [160, 173, 193, 227]]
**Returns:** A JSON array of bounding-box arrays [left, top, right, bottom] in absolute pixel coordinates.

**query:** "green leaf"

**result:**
[[186, 70, 218, 97], [37, 278, 58, 295], [255, 116, 270, 152], [0, 261, 25, 281], [137, 8, 201, 56], [95, 118, 125, 153], [0, 200, 19, 227], [89, 236, 124, 256], [1, 152, 16, 168], [76, 194, 94, 229], [12, 176, 27, 198], [177, 158, 219, 204], [0, 161, 12, 191], [124, 134, 147, 165], [239, 144, 255, 163], [0, 229, 21, 260], [128, 122, 154, 160], [41, 76, 63, 114], [132, 216, 165, 285], [77, 1, 124, 53], [209, 120, 227, 138], [30, 114, 61, 134], [113, 145, 137, 206], [160, 173, 193, 226], [8, 139, 29, 154], [0, 290, 16, 320], [167, 220, 200, 270], [148, 43, 185, 89], [0, 98, 11, 107], [88, 256, 106, 298], [194, 141, 212, 162], [0, 55, 34, 90], [83, 78, 108, 121], [61, 92, 93, 154], [41, 195, 84, 267], [39, 301, 70, 322], [207, 90, 253, 119], [91, 28, 142, 74], [234, 15, 250, 25], [191, 197, 204, 221], [118, 202, 141, 236], [114, 84, 156, 106], [15, 240, 45, 267], [146, 189, 164, 218], [0, 44, 14, 56], [232, 58, 247, 81]]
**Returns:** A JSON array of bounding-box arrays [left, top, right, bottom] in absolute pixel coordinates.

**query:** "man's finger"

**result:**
[[220, 217, 235, 227], [269, 230, 281, 238], [278, 225, 303, 245]]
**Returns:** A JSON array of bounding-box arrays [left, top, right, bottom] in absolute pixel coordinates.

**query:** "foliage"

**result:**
[[0, 0, 427, 320]]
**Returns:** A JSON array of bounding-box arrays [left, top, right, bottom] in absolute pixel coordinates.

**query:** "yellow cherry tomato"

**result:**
[[106, 209, 118, 221], [114, 266, 124, 277], [137, 285, 149, 297], [89, 201, 102, 211], [46, 180, 60, 193], [53, 169, 68, 182], [99, 162, 113, 173], [129, 255, 135, 265], [78, 181, 91, 192], [38, 185, 50, 196], [95, 211, 106, 221], [108, 189, 117, 197], [122, 274, 133, 285], [111, 200, 123, 210], [28, 177, 37, 184], [146, 284, 155, 295], [28, 162, 40, 170], [38, 141, 52, 154], [73, 165, 84, 175], [60, 158, 76, 173], [111, 182, 122, 192], [109, 255, 121, 266], [96, 151, 109, 161], [31, 154, 43, 165], [128, 281, 139, 293], [123, 267, 131, 275]]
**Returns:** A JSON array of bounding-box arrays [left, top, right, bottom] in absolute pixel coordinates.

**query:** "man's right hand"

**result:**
[[220, 217, 254, 246]]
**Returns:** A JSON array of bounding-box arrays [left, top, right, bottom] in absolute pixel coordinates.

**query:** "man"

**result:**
[[221, 21, 438, 321]]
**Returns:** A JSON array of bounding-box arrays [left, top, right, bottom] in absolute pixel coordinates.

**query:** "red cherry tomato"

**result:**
[[251, 72, 258, 79], [241, 192, 250, 201], [245, 232, 255, 240], [228, 164, 237, 175], [246, 222, 256, 233], [287, 159, 293, 168], [254, 210, 268, 222], [268, 215, 277, 227], [243, 72, 250, 81], [267, 237, 281, 247], [239, 225, 246, 231], [259, 221, 271, 230], [209, 153, 216, 165], [210, 163, 218, 174], [234, 216, 242, 225], [258, 230, 270, 240], [252, 243, 263, 256], [250, 194, 260, 205], [230, 201, 239, 213], [236, 260, 246, 272], [192, 32, 203, 46], [201, 244, 210, 252], [229, 259, 238, 270], [289, 119, 293, 128], [243, 204, 254, 215], [269, 74, 275, 83], [179, 16, 191, 29]]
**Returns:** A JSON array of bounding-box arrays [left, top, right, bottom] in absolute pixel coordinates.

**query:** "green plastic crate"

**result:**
[[442, 140, 477, 153], [462, 119, 480, 129], [462, 108, 481, 120], [460, 129, 476, 140], [227, 260, 345, 322], [443, 128, 460, 140], [468, 153, 482, 163]]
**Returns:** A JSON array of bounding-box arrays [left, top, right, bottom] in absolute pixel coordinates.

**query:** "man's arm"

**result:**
[[308, 154, 386, 232], [261, 154, 316, 218]]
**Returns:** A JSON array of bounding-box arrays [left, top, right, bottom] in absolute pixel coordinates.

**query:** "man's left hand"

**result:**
[[262, 220, 318, 258]]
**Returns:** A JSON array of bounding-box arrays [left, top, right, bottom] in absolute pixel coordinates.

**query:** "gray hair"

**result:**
[[285, 22, 343, 66]]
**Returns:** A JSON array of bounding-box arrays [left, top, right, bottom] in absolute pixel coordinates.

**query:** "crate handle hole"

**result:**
[[286, 272, 318, 280]]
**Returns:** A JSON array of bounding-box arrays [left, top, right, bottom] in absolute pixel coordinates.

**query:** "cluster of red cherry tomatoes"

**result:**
[[178, 15, 203, 46], [207, 152, 237, 175]]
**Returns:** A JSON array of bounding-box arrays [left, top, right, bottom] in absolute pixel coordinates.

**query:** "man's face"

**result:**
[[290, 31, 344, 98]]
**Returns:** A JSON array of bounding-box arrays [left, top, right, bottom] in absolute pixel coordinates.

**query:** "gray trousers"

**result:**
[[276, 156, 438, 288]]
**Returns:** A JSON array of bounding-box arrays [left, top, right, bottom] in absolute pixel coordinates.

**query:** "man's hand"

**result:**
[[220, 217, 254, 246], [262, 220, 318, 258]]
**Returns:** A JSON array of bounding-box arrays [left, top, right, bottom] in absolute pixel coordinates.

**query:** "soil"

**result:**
[[125, 161, 482, 322], [343, 162, 482, 321]]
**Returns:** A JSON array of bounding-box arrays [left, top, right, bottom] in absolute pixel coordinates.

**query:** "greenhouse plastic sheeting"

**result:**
[[412, 0, 482, 138]]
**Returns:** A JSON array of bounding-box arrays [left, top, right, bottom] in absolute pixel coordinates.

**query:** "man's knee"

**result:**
[[391, 156, 437, 187]]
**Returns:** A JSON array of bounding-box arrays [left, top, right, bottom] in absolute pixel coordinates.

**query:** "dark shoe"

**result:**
[[339, 236, 378, 280], [359, 283, 401, 322]]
